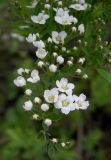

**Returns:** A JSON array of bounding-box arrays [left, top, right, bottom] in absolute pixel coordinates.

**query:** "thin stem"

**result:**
[[43, 128, 52, 160]]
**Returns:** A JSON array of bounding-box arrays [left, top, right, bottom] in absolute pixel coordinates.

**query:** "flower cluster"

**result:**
[[13, 0, 91, 144], [44, 78, 89, 115]]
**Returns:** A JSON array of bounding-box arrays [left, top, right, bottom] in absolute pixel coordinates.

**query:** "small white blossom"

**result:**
[[72, 26, 76, 32], [56, 78, 75, 93], [73, 93, 89, 110], [78, 57, 85, 64], [76, 69, 82, 74], [67, 60, 73, 66], [57, 56, 64, 64], [47, 37, 52, 43], [55, 8, 78, 25], [49, 64, 57, 73], [78, 24, 85, 34], [25, 89, 32, 96], [25, 68, 30, 74], [31, 13, 49, 24], [33, 40, 45, 48], [52, 31, 67, 44], [33, 114, 39, 120], [14, 76, 26, 87], [34, 97, 41, 104], [73, 46, 77, 50], [51, 138, 58, 143], [17, 68, 25, 75], [53, 52, 58, 57], [38, 61, 45, 68], [23, 100, 33, 111], [61, 142, 66, 147], [44, 118, 52, 127], [41, 103, 49, 111], [44, 88, 59, 103], [58, 1, 62, 6], [44, 4, 51, 9], [62, 47, 66, 52], [69, 4, 86, 10], [82, 74, 88, 79], [27, 70, 40, 83], [26, 33, 36, 43], [55, 94, 75, 114], [36, 49, 48, 59]]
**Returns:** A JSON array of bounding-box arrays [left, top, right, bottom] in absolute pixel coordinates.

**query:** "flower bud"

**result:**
[[41, 103, 49, 112], [25, 89, 32, 96], [49, 64, 57, 73], [44, 118, 52, 127], [23, 100, 33, 111]]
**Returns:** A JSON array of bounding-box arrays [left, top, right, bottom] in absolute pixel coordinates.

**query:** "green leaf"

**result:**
[[48, 143, 56, 159], [46, 112, 61, 121], [97, 69, 111, 84]]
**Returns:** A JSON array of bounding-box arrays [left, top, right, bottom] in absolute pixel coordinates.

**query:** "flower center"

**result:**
[[56, 35, 61, 42], [61, 85, 68, 90], [62, 100, 69, 107], [77, 100, 83, 107], [48, 95, 55, 102], [38, 16, 43, 21]]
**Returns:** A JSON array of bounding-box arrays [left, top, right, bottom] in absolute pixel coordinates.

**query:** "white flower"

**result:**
[[73, 93, 89, 110], [51, 138, 58, 143], [41, 103, 49, 111], [36, 49, 48, 59], [82, 74, 88, 79], [57, 56, 64, 64], [76, 68, 82, 74], [47, 37, 52, 43], [44, 88, 59, 103], [17, 68, 25, 75], [72, 26, 77, 32], [52, 31, 67, 44], [25, 89, 32, 96], [23, 100, 33, 111], [25, 68, 30, 74], [62, 47, 66, 52], [26, 33, 36, 43], [34, 97, 41, 103], [49, 64, 57, 72], [54, 8, 69, 17], [67, 60, 73, 66], [69, 4, 85, 10], [33, 40, 45, 48], [55, 8, 78, 25], [58, 1, 62, 6], [54, 94, 75, 114], [78, 24, 85, 34], [61, 142, 66, 147], [44, 4, 51, 9], [38, 61, 45, 68], [27, 70, 40, 83], [44, 118, 52, 127], [14, 76, 26, 87], [53, 52, 58, 57], [78, 57, 85, 64], [56, 78, 75, 93], [31, 13, 49, 24], [33, 114, 39, 120]]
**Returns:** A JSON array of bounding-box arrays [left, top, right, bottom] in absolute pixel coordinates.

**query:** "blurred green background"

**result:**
[[0, 0, 111, 160]]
